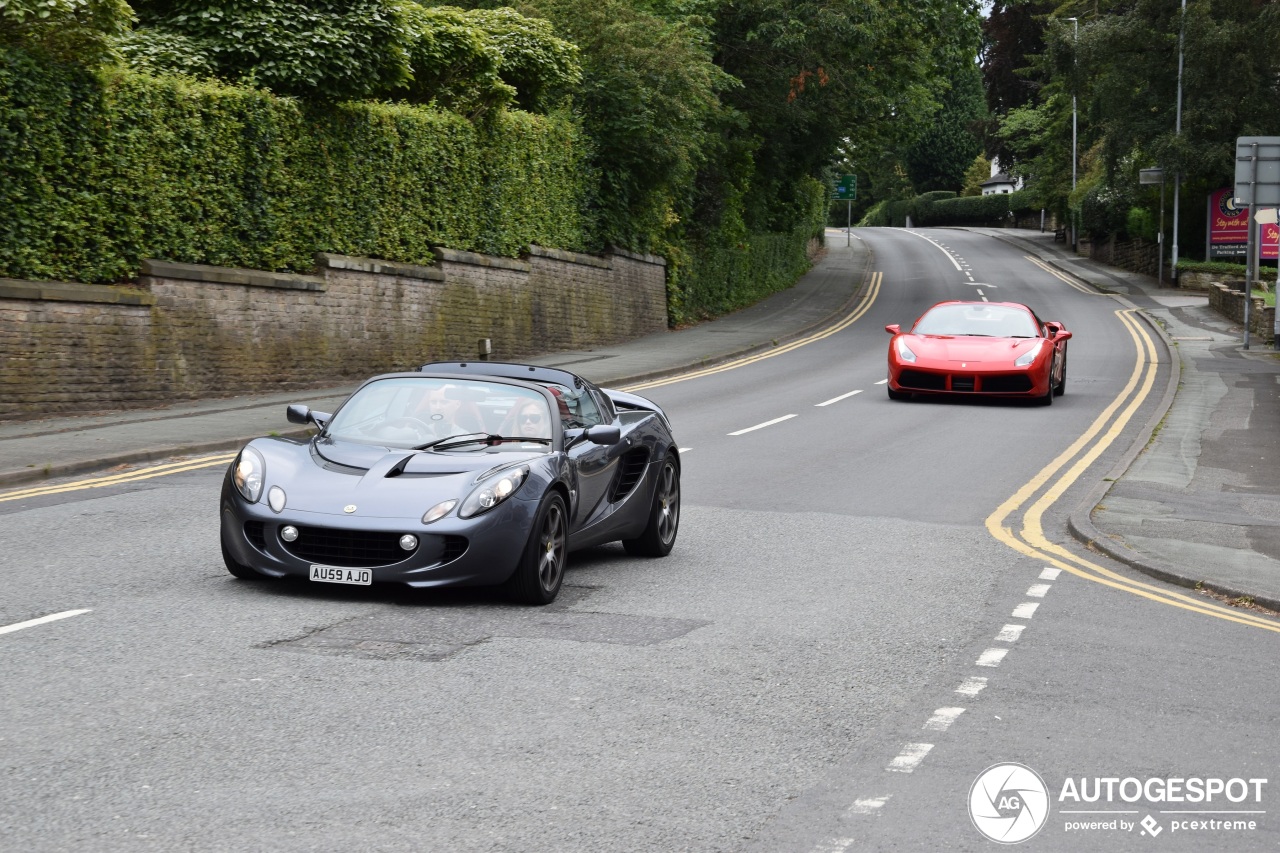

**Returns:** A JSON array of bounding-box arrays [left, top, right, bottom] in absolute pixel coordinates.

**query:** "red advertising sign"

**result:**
[[1210, 188, 1279, 261]]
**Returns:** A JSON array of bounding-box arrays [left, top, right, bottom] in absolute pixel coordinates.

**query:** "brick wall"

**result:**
[[0, 246, 667, 421]]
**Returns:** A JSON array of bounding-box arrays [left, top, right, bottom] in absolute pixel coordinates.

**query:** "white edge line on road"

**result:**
[[0, 609, 92, 636], [956, 676, 988, 696], [847, 796, 891, 816], [727, 414, 797, 436], [976, 648, 1008, 667], [816, 390, 863, 407], [1027, 584, 1051, 598], [995, 624, 1026, 643], [923, 707, 966, 732], [1012, 602, 1040, 619], [903, 230, 962, 270], [888, 743, 934, 773]]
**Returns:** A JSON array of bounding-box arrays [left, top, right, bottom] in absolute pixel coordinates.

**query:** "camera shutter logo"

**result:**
[[969, 763, 1051, 844]]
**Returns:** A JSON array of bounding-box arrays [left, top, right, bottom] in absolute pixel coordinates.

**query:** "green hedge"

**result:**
[[0, 46, 589, 283], [1177, 259, 1248, 276], [858, 189, 1037, 228]]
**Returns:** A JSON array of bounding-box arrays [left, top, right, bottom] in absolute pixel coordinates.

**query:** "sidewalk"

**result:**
[[0, 229, 871, 489], [979, 227, 1280, 612]]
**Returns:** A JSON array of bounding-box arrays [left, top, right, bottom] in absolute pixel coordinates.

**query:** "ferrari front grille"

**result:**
[[609, 448, 650, 502], [952, 376, 976, 392], [284, 526, 413, 567], [899, 370, 946, 391], [981, 375, 1034, 393]]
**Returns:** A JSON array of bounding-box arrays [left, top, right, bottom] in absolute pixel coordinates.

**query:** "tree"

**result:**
[[904, 60, 986, 193], [0, 0, 132, 63], [961, 154, 991, 197]]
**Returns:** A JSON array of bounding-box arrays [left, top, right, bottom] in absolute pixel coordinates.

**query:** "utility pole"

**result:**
[[1068, 18, 1078, 252]]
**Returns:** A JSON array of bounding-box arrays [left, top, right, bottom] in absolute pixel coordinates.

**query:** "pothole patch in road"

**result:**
[[259, 585, 709, 662]]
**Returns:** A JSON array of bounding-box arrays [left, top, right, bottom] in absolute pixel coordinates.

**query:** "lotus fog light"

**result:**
[[281, 525, 299, 542], [422, 499, 457, 524], [267, 486, 286, 513], [399, 534, 418, 551]]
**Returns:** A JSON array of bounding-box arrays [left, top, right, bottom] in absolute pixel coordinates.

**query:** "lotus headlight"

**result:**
[[458, 465, 529, 519], [897, 338, 918, 363], [422, 499, 457, 525], [1015, 341, 1044, 367], [233, 447, 266, 503]]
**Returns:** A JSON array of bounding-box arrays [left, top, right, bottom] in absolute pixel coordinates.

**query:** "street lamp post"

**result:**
[[1171, 0, 1186, 285], [1067, 18, 1078, 252]]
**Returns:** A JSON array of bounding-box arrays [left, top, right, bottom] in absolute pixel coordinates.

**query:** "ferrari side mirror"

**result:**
[[1056, 330, 1073, 342], [885, 324, 901, 335]]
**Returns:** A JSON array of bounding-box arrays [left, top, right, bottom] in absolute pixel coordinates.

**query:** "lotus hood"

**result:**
[[245, 436, 543, 519]]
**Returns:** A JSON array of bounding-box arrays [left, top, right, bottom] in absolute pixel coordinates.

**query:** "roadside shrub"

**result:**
[[0, 46, 589, 282]]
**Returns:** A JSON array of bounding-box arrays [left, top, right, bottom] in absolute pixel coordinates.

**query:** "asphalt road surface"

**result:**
[[4, 228, 1277, 852]]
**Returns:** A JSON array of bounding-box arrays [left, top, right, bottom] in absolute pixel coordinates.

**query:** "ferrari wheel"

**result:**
[[1054, 359, 1067, 396], [510, 492, 567, 605], [1036, 380, 1054, 406], [221, 538, 261, 580], [623, 454, 680, 557], [887, 387, 911, 401]]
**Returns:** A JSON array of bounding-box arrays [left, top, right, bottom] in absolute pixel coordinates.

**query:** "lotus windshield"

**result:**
[[325, 377, 554, 449], [913, 304, 1038, 338]]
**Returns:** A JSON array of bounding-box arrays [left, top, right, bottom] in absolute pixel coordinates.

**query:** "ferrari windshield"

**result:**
[[913, 304, 1039, 338], [325, 377, 554, 449]]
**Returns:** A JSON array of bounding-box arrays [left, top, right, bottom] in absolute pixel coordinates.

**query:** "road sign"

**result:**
[[1234, 137, 1280, 206], [834, 174, 857, 200]]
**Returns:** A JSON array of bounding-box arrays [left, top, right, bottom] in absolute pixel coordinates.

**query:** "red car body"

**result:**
[[885, 301, 1072, 404]]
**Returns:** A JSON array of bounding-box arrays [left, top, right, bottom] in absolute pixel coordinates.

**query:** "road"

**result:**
[[3, 228, 1277, 851]]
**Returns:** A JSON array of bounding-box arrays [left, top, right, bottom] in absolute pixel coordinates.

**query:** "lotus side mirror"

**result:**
[[584, 425, 621, 445], [286, 404, 311, 425], [885, 324, 901, 335]]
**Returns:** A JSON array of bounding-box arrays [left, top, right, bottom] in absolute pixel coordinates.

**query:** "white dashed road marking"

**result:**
[[923, 707, 966, 732], [1039, 567, 1061, 580], [0, 609, 92, 636], [727, 414, 797, 436], [995, 624, 1026, 643], [956, 676, 988, 696], [976, 648, 1009, 667], [1027, 583, 1051, 598], [1012, 602, 1040, 619], [847, 796, 891, 816], [816, 390, 862, 407], [887, 743, 934, 773], [875, 379, 888, 385]]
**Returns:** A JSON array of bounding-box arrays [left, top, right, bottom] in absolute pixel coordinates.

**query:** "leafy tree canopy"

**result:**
[[0, 0, 133, 62]]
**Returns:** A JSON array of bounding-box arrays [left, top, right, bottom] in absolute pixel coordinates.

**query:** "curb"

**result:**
[[0, 240, 875, 490]]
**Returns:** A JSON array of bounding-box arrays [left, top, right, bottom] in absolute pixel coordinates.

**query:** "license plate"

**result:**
[[309, 565, 372, 586]]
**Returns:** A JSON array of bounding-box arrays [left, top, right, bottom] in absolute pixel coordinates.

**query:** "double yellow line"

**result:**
[[1025, 255, 1100, 295], [0, 453, 237, 503], [986, 308, 1280, 633], [624, 271, 883, 392]]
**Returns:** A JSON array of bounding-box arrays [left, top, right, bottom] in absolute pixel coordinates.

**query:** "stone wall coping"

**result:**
[[526, 244, 612, 270], [316, 252, 444, 281], [431, 246, 531, 273], [0, 277, 155, 306], [608, 246, 668, 266], [141, 259, 326, 291]]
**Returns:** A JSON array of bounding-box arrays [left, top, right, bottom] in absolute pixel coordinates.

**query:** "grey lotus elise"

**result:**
[[219, 362, 681, 604]]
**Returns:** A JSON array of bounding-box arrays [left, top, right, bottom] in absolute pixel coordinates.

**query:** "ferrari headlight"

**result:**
[[1015, 341, 1044, 367], [422, 499, 457, 525], [897, 338, 917, 363], [233, 447, 265, 503], [458, 465, 529, 519]]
